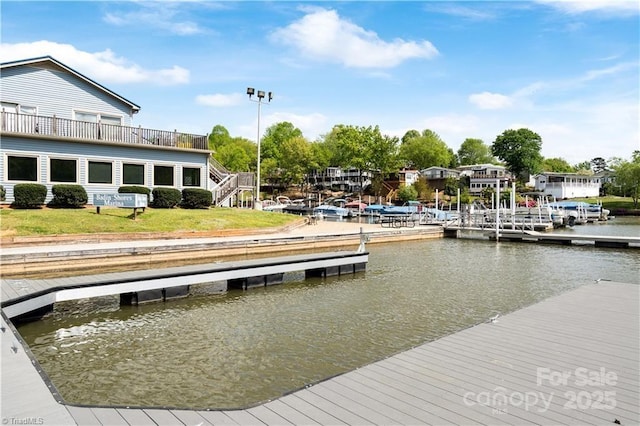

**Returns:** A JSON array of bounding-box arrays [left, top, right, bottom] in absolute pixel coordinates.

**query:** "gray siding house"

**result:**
[[1, 56, 249, 206]]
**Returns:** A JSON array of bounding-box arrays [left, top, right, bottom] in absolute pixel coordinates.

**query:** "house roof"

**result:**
[[535, 172, 596, 178], [458, 163, 506, 170], [1, 56, 140, 113]]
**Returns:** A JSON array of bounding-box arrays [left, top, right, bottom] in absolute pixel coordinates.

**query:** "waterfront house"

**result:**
[[458, 163, 512, 195], [419, 166, 461, 191], [308, 167, 372, 193], [533, 172, 600, 199], [0, 56, 250, 206]]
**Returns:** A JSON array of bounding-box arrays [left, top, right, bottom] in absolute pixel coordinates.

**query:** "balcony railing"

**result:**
[[0, 111, 209, 151]]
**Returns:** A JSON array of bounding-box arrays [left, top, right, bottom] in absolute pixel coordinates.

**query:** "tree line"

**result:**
[[208, 123, 639, 205]]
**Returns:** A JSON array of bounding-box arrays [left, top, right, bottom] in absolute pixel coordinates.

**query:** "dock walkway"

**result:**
[[2, 280, 638, 425]]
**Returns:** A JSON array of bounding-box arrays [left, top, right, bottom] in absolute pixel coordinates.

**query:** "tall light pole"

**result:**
[[247, 87, 272, 209]]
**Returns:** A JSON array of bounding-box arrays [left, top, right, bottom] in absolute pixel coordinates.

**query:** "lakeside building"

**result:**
[[419, 166, 461, 191], [0, 56, 250, 206], [457, 163, 512, 195], [308, 167, 372, 193], [533, 172, 601, 199]]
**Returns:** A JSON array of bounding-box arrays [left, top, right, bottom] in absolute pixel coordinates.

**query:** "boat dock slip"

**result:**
[[2, 280, 638, 425], [444, 227, 640, 248], [1, 251, 368, 319]]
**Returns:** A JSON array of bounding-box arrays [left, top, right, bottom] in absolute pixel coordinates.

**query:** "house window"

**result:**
[[182, 167, 201, 187], [7, 155, 38, 181], [123, 163, 145, 185], [50, 158, 77, 183], [154, 165, 174, 186], [88, 161, 113, 184], [74, 111, 122, 125]]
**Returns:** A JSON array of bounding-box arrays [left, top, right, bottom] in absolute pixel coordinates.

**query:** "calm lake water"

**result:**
[[17, 217, 640, 409]]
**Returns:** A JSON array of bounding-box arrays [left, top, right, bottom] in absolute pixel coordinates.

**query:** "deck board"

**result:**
[[276, 394, 346, 425], [222, 409, 265, 425], [142, 408, 185, 425], [245, 405, 294, 425], [261, 399, 322, 425], [197, 410, 241, 425], [66, 406, 101, 425], [90, 407, 129, 425], [115, 409, 157, 426], [171, 409, 214, 426]]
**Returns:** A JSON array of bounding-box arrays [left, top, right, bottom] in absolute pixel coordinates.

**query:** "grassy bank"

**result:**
[[573, 196, 639, 214], [0, 207, 299, 237]]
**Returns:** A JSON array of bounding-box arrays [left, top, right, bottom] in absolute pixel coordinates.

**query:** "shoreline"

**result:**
[[1, 220, 444, 278]]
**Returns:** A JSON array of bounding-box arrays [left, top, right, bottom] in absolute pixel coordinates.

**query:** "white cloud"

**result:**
[[468, 92, 513, 110], [536, 0, 640, 16], [103, 3, 204, 35], [0, 41, 189, 85], [428, 4, 497, 21], [196, 93, 244, 107], [270, 7, 438, 68]]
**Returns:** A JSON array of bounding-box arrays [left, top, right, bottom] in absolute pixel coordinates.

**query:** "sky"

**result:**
[[1, 1, 638, 165]]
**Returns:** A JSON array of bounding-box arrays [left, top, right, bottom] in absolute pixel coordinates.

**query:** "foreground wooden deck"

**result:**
[[2, 280, 638, 425]]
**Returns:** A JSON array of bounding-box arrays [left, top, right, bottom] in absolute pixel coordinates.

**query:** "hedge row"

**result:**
[[9, 184, 213, 209]]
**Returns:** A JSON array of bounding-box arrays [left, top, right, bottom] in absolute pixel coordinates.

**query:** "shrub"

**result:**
[[119, 185, 151, 196], [0, 185, 5, 202], [397, 185, 418, 203], [49, 184, 88, 208], [182, 188, 212, 209], [151, 187, 181, 208], [119, 185, 151, 202], [12, 183, 47, 209]]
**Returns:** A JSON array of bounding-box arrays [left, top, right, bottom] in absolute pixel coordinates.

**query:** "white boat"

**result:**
[[313, 204, 351, 219], [262, 196, 292, 213]]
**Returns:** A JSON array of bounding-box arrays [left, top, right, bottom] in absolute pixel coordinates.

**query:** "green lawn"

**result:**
[[572, 196, 637, 210], [0, 207, 299, 237]]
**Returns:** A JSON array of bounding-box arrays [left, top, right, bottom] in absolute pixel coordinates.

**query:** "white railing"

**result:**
[[1, 111, 208, 150]]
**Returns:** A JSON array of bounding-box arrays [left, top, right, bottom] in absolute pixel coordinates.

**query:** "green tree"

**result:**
[[457, 138, 494, 165], [260, 122, 303, 163], [397, 185, 418, 203], [614, 153, 640, 208], [279, 136, 313, 187], [541, 157, 573, 173], [573, 161, 592, 173], [399, 129, 454, 170], [208, 124, 232, 151], [322, 124, 400, 194], [491, 128, 543, 183], [215, 141, 253, 172]]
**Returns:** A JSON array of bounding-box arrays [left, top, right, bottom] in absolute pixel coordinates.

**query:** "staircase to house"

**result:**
[[209, 157, 254, 207], [382, 182, 398, 204]]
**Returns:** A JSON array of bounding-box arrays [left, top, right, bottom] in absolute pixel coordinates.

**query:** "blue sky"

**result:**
[[1, 1, 638, 165]]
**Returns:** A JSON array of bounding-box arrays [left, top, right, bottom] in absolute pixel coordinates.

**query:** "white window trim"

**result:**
[[181, 166, 205, 188], [121, 161, 147, 187], [86, 159, 115, 185], [4, 153, 41, 183], [72, 109, 123, 124], [47, 156, 79, 184], [152, 163, 176, 187]]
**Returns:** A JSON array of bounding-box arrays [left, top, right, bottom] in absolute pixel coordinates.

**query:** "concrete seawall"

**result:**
[[1, 221, 443, 277]]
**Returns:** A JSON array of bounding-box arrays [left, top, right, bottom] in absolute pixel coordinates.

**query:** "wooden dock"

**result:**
[[2, 280, 637, 425]]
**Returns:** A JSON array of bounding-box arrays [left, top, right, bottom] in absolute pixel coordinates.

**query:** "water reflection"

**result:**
[[17, 221, 640, 409]]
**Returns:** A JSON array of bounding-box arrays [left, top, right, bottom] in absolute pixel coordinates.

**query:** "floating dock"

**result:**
[[2, 280, 638, 425], [444, 227, 640, 248], [1, 251, 368, 320]]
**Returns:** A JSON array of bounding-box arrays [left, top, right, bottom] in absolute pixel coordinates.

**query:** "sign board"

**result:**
[[93, 193, 148, 208]]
